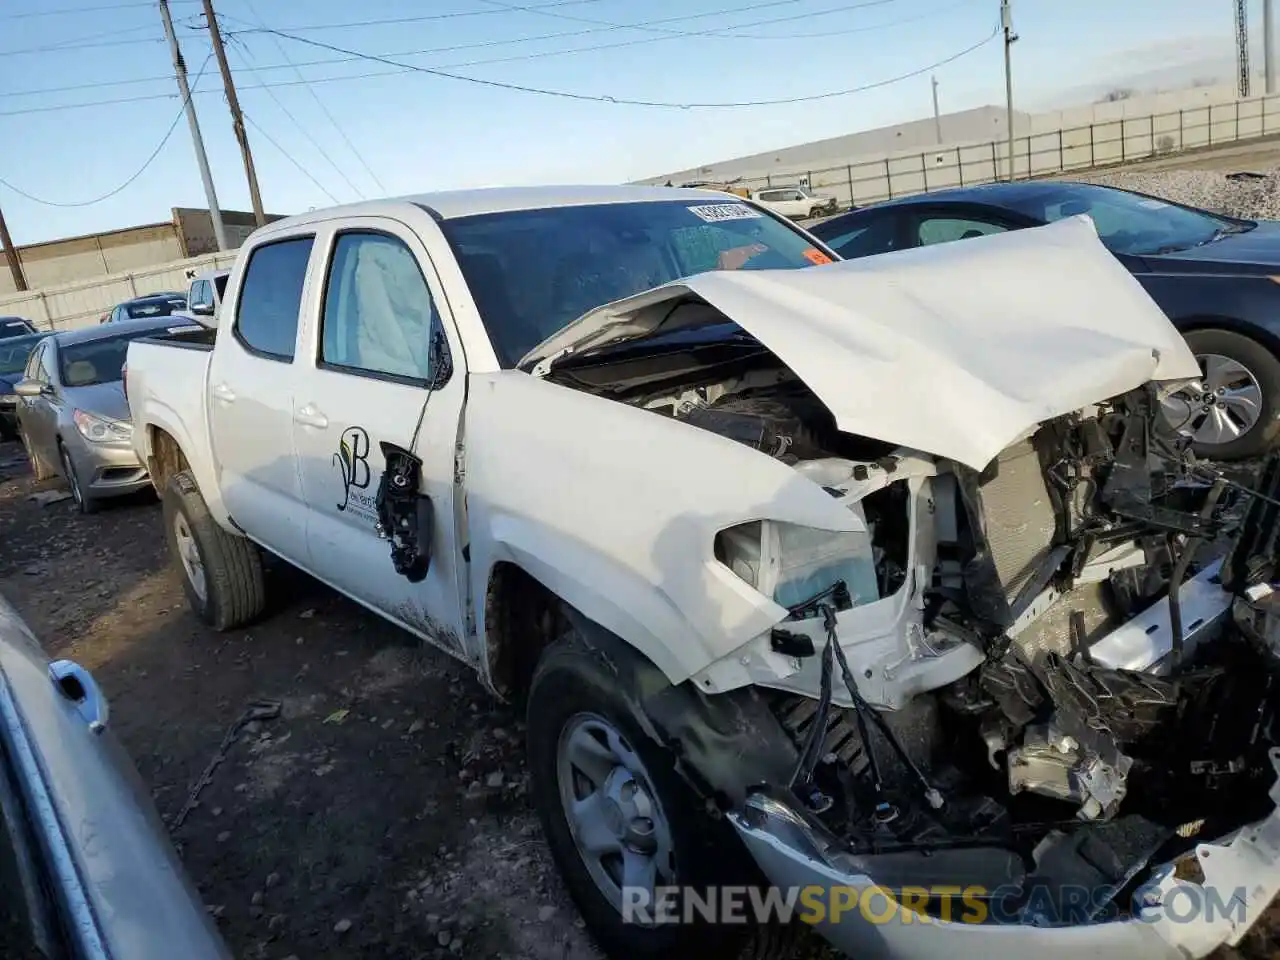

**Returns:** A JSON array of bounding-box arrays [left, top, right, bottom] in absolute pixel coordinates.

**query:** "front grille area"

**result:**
[[979, 439, 1058, 604]]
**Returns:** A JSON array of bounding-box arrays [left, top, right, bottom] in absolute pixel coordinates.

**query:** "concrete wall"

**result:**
[[0, 208, 282, 296], [0, 249, 240, 332]]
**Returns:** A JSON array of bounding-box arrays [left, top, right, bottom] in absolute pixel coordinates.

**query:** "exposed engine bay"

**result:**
[[545, 301, 1280, 925]]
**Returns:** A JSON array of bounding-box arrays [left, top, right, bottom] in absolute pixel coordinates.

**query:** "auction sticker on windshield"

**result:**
[[687, 203, 763, 223]]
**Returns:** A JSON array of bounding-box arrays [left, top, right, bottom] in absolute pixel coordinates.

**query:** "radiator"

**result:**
[[980, 439, 1058, 605]]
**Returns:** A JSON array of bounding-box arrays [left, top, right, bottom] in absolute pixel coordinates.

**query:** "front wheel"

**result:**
[[1162, 328, 1280, 461], [20, 430, 53, 482], [526, 628, 781, 960], [161, 470, 265, 630], [59, 444, 98, 515]]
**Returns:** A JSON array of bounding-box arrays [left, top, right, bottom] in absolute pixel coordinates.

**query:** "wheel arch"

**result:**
[[1176, 313, 1280, 359]]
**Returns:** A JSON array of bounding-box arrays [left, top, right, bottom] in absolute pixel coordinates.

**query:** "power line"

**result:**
[[2, 0, 962, 99], [232, 44, 363, 200], [0, 21, 998, 117], [0, 33, 164, 57], [255, 21, 1001, 109], [223, 0, 616, 33], [0, 0, 198, 18], [0, 53, 213, 208], [239, 0, 386, 193], [243, 113, 341, 204]]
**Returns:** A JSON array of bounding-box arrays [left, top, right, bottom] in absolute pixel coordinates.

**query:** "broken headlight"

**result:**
[[715, 519, 879, 610]]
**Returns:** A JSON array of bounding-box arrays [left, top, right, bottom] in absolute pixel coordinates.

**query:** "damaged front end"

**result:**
[[714, 387, 1280, 958]]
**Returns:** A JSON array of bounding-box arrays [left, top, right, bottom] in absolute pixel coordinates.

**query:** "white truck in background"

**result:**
[[181, 268, 230, 326], [123, 186, 1280, 960]]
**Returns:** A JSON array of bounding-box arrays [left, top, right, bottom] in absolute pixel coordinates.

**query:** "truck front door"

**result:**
[[291, 220, 468, 657]]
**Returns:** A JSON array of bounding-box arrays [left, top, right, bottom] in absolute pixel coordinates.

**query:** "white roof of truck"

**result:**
[[259, 184, 735, 234]]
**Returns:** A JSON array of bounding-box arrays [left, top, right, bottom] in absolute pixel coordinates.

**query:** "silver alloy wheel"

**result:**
[[173, 512, 208, 602], [556, 713, 675, 920], [60, 447, 82, 506], [1160, 352, 1264, 447]]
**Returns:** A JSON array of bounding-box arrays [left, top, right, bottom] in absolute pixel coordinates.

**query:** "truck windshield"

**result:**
[[442, 199, 828, 367], [60, 331, 158, 387]]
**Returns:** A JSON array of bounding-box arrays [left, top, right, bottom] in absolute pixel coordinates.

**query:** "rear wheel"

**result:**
[[1161, 328, 1280, 461], [526, 626, 789, 960], [162, 470, 265, 630]]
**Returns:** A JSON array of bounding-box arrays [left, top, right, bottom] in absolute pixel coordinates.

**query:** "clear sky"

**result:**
[[0, 0, 1242, 244]]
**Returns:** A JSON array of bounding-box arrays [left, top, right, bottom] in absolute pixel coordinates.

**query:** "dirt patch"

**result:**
[[0, 439, 599, 960]]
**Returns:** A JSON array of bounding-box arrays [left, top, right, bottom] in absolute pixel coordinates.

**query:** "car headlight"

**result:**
[[73, 409, 132, 444], [715, 519, 880, 610]]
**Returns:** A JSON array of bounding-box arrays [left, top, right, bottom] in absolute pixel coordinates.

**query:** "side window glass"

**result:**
[[321, 232, 438, 382], [22, 344, 41, 381], [824, 218, 899, 259], [235, 236, 315, 361], [36, 347, 54, 384], [916, 216, 1008, 246]]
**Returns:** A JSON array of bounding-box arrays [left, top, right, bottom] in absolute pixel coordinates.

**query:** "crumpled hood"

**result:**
[[521, 216, 1200, 470]]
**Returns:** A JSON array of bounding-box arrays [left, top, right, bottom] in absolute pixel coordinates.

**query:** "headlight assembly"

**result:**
[[73, 409, 132, 444], [715, 519, 880, 610]]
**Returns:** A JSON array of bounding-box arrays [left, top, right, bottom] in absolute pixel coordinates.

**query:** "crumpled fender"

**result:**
[[463, 370, 859, 685]]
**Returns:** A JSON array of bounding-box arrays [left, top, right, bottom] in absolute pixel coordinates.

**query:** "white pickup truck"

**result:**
[[125, 185, 1280, 960]]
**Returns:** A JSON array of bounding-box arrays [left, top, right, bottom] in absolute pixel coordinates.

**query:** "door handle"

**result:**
[[49, 660, 109, 734], [294, 404, 329, 429], [211, 382, 236, 403]]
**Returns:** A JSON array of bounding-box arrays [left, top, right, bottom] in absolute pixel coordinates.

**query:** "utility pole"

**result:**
[[1266, 0, 1276, 94], [931, 75, 942, 143], [0, 205, 27, 292], [203, 0, 266, 226], [1001, 0, 1018, 181], [1237, 0, 1252, 98], [159, 0, 228, 251]]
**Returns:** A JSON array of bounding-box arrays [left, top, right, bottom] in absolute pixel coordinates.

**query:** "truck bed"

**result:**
[[137, 324, 217, 351]]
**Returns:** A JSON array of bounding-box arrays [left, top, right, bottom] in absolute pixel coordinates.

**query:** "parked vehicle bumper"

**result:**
[[66, 437, 150, 499], [729, 768, 1280, 960]]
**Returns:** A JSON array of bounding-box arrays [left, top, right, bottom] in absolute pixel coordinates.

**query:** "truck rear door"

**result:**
[[290, 218, 469, 656], [205, 233, 316, 566]]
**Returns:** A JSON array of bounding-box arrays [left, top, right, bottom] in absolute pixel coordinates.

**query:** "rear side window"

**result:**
[[235, 237, 315, 360]]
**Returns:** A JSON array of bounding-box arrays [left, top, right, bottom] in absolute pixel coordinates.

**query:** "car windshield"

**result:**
[[60, 330, 158, 387], [1006, 183, 1250, 255], [0, 318, 33, 339], [124, 298, 185, 319], [443, 199, 826, 367], [0, 335, 40, 374]]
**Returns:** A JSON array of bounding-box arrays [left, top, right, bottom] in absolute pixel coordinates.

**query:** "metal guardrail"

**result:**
[[741, 98, 1278, 210]]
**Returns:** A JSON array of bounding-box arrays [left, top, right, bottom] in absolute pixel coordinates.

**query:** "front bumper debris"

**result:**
[[729, 757, 1280, 960]]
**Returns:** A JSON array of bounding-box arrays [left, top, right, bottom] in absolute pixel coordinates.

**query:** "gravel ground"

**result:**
[[1081, 164, 1280, 219]]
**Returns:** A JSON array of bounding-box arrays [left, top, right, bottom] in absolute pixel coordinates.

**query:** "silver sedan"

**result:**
[[13, 317, 200, 514]]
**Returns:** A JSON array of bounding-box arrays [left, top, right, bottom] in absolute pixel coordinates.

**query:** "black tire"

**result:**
[[59, 443, 98, 515], [1182, 328, 1280, 460], [21, 430, 53, 482], [526, 626, 785, 960], [161, 469, 265, 630]]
